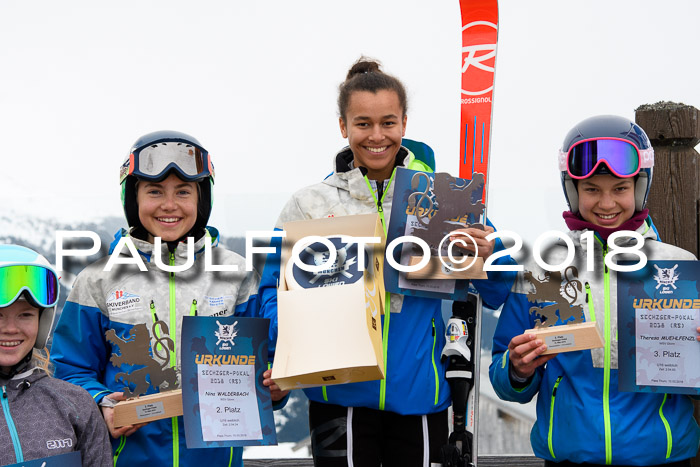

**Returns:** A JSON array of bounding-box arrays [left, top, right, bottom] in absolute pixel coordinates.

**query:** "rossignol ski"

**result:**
[[458, 0, 498, 204], [441, 1, 498, 466]]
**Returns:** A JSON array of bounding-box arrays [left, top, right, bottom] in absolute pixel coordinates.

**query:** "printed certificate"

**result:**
[[618, 260, 700, 395], [181, 316, 277, 447]]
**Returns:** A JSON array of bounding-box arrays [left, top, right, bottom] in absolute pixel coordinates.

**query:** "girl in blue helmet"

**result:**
[[50, 131, 285, 467], [0, 244, 112, 466], [489, 115, 700, 466]]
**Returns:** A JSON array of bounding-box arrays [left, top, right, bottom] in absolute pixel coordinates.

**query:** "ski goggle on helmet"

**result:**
[[120, 134, 214, 184], [558, 137, 654, 179], [0, 244, 59, 350], [0, 247, 59, 309], [559, 115, 655, 213]]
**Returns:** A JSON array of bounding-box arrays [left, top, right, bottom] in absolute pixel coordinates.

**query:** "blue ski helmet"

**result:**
[[559, 115, 654, 213], [119, 130, 215, 237], [0, 244, 59, 349]]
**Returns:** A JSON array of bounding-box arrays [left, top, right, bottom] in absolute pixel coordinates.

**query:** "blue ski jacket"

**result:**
[[50, 228, 265, 467], [490, 221, 700, 465], [260, 146, 515, 416]]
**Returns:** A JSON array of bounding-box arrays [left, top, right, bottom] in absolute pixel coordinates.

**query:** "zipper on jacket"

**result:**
[[172, 417, 179, 465], [113, 435, 127, 466], [602, 243, 613, 464], [1, 386, 23, 463], [369, 155, 431, 409], [168, 251, 179, 466], [376, 180, 385, 208], [379, 291, 391, 411], [547, 376, 563, 459], [168, 252, 177, 368], [362, 172, 395, 410], [431, 318, 439, 405], [591, 233, 614, 463], [659, 394, 672, 459], [362, 170, 396, 233]]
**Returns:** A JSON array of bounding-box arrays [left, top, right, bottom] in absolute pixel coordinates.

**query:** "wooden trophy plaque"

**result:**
[[523, 267, 604, 355], [105, 321, 183, 427], [403, 171, 487, 280]]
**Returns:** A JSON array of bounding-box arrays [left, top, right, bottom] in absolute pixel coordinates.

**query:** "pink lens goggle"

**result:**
[[558, 137, 654, 179]]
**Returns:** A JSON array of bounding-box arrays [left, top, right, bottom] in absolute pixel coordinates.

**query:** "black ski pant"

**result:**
[[309, 400, 448, 467]]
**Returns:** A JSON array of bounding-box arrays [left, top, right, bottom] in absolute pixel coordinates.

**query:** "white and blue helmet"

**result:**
[[0, 244, 59, 349]]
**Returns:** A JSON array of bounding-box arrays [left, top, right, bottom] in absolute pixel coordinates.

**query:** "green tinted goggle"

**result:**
[[0, 265, 58, 308]]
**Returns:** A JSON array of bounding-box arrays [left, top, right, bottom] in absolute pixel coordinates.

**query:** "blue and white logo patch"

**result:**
[[106, 289, 143, 315]]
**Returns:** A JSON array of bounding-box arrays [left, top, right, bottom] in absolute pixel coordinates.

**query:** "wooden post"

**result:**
[[635, 102, 700, 256], [635, 102, 700, 466]]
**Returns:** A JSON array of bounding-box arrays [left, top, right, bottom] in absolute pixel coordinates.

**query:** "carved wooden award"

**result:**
[[106, 320, 182, 427], [404, 171, 487, 280], [523, 266, 604, 355]]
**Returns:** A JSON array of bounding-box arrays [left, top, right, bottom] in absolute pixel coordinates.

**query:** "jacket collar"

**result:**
[[568, 217, 657, 254], [109, 227, 218, 265], [326, 146, 414, 200], [563, 209, 650, 243], [333, 146, 410, 175], [0, 366, 46, 389], [0, 351, 32, 380]]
